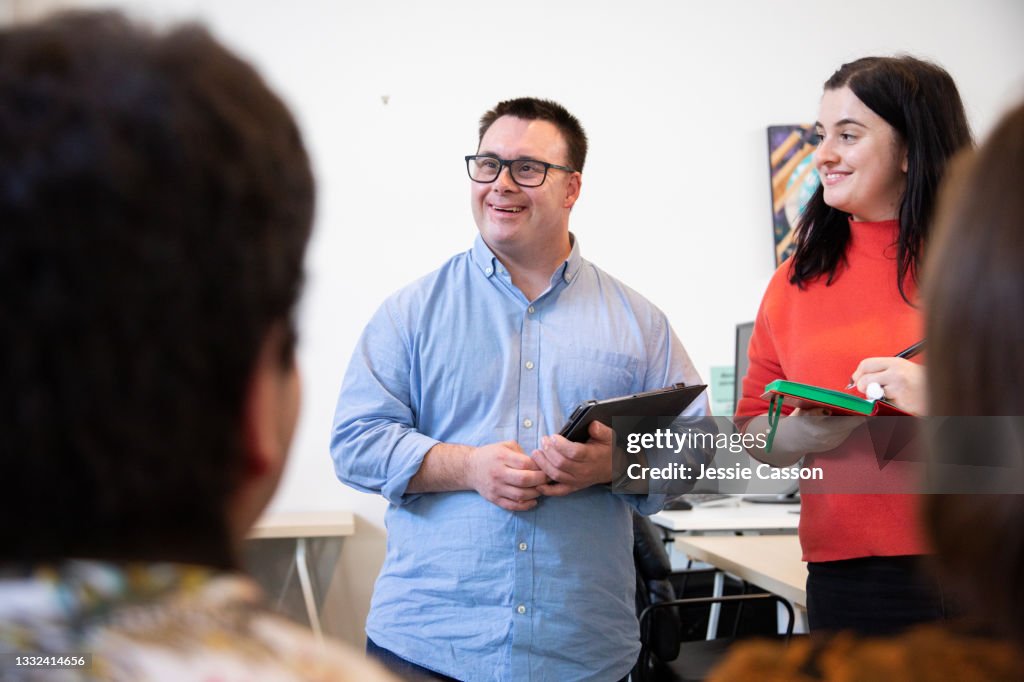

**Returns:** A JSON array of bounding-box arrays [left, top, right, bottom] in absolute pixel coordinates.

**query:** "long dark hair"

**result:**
[[789, 56, 972, 301], [923, 102, 1024, 645]]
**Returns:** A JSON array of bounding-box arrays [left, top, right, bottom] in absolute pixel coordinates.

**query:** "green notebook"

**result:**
[[760, 379, 911, 452], [761, 379, 911, 417]]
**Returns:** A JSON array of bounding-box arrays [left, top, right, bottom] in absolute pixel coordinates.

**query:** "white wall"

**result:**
[[30, 0, 1024, 644]]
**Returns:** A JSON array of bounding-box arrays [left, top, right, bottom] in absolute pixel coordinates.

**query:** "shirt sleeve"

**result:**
[[330, 299, 439, 506], [735, 271, 793, 421], [629, 311, 710, 515]]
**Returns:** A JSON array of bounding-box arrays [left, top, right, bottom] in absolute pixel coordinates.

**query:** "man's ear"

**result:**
[[564, 172, 582, 210]]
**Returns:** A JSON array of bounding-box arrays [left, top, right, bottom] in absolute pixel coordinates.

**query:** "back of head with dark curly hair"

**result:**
[[0, 11, 315, 567]]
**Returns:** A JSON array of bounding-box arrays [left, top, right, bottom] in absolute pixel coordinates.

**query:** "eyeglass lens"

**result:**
[[468, 157, 548, 187]]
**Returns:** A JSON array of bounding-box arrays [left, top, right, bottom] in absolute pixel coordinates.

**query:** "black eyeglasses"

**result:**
[[465, 155, 578, 188]]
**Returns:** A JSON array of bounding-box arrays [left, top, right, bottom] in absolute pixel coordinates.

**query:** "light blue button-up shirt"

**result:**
[[331, 235, 706, 681]]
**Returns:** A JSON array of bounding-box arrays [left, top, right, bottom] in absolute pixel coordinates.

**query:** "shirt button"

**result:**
[[524, 361, 534, 370], [523, 419, 533, 428], [518, 542, 528, 551], [485, 266, 493, 275], [527, 306, 535, 314], [516, 605, 527, 615]]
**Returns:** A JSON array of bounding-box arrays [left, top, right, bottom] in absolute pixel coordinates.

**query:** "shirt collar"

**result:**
[[471, 234, 500, 278], [561, 232, 583, 284], [471, 232, 583, 285]]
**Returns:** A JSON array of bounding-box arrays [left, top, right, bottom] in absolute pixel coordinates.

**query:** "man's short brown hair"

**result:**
[[478, 97, 588, 172]]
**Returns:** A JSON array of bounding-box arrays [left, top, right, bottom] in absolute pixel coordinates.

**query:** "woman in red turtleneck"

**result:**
[[736, 56, 972, 635]]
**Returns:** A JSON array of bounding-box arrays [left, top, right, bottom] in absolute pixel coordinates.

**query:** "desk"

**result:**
[[248, 510, 355, 641], [652, 501, 800, 534], [651, 501, 802, 634], [673, 535, 806, 608]]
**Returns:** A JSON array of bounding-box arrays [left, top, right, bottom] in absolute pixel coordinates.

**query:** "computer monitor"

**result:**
[[733, 321, 754, 409], [733, 320, 799, 503]]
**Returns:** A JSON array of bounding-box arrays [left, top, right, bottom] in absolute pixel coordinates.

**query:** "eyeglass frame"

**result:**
[[464, 154, 579, 188]]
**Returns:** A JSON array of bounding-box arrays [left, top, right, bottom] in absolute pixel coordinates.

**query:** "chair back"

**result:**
[[633, 511, 683, 662]]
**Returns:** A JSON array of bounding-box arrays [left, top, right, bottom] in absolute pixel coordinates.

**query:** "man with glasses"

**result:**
[[332, 97, 706, 681]]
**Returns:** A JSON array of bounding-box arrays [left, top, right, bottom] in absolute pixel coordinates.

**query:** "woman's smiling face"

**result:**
[[814, 86, 908, 222]]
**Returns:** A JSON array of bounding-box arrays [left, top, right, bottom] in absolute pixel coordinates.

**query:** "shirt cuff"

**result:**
[[380, 431, 441, 506]]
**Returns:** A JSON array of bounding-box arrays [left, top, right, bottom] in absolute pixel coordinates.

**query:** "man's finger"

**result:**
[[539, 437, 574, 466], [530, 449, 559, 479], [587, 420, 613, 441], [495, 496, 539, 512], [496, 484, 542, 502], [504, 467, 548, 488], [503, 450, 542, 471], [537, 482, 574, 497], [533, 448, 582, 482]]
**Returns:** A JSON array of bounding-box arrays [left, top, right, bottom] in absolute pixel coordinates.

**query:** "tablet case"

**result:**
[[558, 383, 708, 442]]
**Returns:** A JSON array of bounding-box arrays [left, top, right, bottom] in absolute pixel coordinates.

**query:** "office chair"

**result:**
[[632, 512, 794, 682]]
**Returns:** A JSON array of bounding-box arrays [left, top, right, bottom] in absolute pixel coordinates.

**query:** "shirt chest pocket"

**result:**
[[548, 345, 641, 418]]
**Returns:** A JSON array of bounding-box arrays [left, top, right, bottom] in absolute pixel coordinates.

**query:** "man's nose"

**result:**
[[492, 164, 518, 191]]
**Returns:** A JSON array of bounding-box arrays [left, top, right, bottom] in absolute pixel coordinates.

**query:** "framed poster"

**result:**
[[767, 124, 819, 265]]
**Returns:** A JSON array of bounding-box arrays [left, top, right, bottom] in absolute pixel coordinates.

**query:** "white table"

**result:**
[[674, 534, 807, 607], [248, 510, 355, 641], [249, 510, 355, 539], [651, 500, 800, 534], [650, 501, 801, 636]]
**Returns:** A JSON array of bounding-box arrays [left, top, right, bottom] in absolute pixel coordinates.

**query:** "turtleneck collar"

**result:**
[[848, 217, 900, 261]]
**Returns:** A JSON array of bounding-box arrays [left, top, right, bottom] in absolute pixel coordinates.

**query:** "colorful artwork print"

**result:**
[[768, 124, 820, 265]]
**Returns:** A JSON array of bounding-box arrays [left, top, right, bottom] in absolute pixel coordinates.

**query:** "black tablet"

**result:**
[[558, 383, 707, 442]]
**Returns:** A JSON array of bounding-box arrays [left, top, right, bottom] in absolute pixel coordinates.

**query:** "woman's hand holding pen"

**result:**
[[850, 357, 928, 415]]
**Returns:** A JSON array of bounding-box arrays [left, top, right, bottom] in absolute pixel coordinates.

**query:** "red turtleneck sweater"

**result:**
[[736, 219, 927, 562]]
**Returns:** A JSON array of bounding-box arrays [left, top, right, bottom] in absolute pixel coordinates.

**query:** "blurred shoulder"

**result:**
[[707, 626, 1023, 682]]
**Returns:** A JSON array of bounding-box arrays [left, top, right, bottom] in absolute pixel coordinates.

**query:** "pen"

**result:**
[[846, 340, 926, 389]]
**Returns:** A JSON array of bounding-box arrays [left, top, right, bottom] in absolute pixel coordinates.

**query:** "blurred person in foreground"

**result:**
[[0, 11, 392, 681]]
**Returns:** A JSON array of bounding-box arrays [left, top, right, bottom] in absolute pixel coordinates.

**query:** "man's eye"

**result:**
[[517, 162, 540, 174], [479, 159, 499, 170]]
